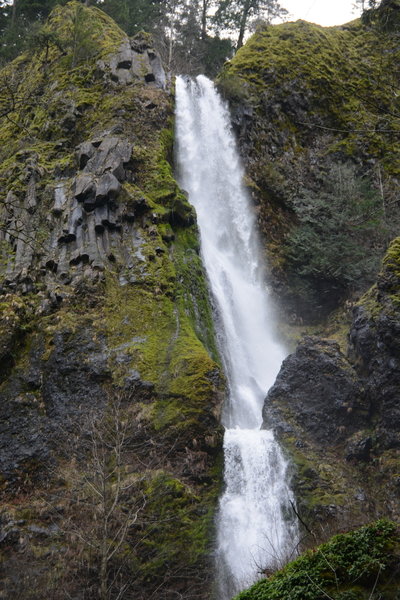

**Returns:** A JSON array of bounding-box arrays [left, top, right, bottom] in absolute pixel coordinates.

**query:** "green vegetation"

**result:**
[[0, 0, 235, 75], [357, 236, 400, 317], [219, 12, 400, 320], [284, 164, 387, 308], [213, 0, 288, 49], [221, 17, 400, 156], [137, 470, 219, 579], [235, 520, 400, 600], [383, 237, 400, 284]]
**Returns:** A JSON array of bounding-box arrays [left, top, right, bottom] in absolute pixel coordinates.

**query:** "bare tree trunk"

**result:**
[[201, 0, 209, 40], [167, 2, 177, 70], [11, 0, 17, 28], [63, 397, 146, 600], [377, 163, 386, 220], [100, 460, 109, 600], [237, 0, 251, 50]]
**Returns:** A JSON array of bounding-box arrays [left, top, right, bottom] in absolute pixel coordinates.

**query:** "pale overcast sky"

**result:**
[[282, 0, 360, 26]]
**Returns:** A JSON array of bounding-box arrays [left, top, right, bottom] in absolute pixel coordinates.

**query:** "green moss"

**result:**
[[173, 229, 218, 359], [104, 274, 220, 438], [235, 519, 400, 600], [228, 17, 397, 149], [0, 2, 128, 189], [357, 284, 381, 319], [138, 470, 218, 576], [382, 237, 400, 281], [0, 294, 40, 364], [47, 1, 125, 60], [357, 238, 400, 318], [218, 18, 400, 324], [279, 436, 349, 520]]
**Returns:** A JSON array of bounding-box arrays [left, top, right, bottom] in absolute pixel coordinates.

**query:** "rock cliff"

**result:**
[[262, 238, 400, 543], [217, 1, 400, 567], [2, 2, 400, 597], [0, 3, 223, 599], [219, 14, 400, 324]]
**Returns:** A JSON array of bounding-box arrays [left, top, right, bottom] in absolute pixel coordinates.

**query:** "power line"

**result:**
[[296, 120, 400, 134]]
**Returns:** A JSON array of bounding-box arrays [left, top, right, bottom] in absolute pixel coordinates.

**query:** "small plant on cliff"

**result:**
[[69, 3, 97, 67], [26, 23, 65, 64]]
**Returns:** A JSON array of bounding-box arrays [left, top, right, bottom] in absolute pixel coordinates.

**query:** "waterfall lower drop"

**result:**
[[175, 75, 299, 599]]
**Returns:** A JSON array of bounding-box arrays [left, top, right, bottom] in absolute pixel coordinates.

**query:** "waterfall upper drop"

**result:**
[[175, 75, 298, 599]]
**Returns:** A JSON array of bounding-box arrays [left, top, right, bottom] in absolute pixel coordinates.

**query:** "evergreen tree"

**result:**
[[0, 0, 68, 64], [99, 0, 164, 36], [154, 0, 233, 75], [362, 0, 400, 31], [213, 0, 287, 49], [284, 165, 387, 311]]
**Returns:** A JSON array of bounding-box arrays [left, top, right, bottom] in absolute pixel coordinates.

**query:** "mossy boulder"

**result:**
[[234, 520, 400, 600]]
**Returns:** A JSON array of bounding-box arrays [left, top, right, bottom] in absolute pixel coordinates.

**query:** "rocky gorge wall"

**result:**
[[217, 5, 400, 563], [0, 4, 224, 599], [263, 236, 400, 537], [219, 13, 400, 326], [1, 2, 400, 598]]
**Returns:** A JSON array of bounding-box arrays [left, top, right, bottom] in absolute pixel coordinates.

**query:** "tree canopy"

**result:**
[[213, 0, 288, 49], [0, 0, 291, 73]]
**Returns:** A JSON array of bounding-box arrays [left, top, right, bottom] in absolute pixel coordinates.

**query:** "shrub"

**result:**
[[284, 164, 388, 310]]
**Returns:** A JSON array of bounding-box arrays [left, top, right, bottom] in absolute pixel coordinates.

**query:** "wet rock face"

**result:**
[[349, 243, 400, 450], [0, 328, 109, 485], [263, 240, 400, 533], [351, 309, 400, 438], [262, 336, 375, 530], [263, 337, 367, 445]]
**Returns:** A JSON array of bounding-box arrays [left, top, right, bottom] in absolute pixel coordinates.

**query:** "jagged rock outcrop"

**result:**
[[99, 34, 166, 88], [264, 337, 367, 445], [349, 240, 400, 451], [263, 238, 400, 537], [0, 4, 223, 599]]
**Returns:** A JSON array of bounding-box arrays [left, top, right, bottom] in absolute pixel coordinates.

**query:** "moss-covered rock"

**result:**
[[0, 3, 223, 599], [219, 18, 400, 324], [234, 519, 400, 600]]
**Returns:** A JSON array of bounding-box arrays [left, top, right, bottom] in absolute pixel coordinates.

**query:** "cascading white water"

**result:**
[[175, 75, 298, 599]]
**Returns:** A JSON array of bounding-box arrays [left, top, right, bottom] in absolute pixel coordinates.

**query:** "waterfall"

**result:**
[[175, 75, 298, 599]]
